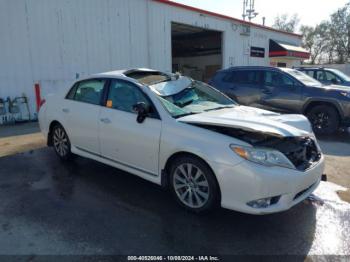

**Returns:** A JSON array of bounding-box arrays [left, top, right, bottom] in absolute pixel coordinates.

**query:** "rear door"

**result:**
[[259, 70, 302, 113], [99, 79, 161, 176], [61, 78, 106, 154], [223, 69, 263, 106]]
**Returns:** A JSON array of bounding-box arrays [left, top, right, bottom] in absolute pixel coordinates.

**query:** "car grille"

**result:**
[[283, 137, 321, 171]]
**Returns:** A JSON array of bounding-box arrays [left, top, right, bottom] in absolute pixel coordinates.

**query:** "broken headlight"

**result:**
[[230, 145, 296, 169]]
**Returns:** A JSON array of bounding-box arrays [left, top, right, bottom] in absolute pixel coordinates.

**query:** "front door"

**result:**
[[259, 70, 302, 113], [99, 79, 161, 176]]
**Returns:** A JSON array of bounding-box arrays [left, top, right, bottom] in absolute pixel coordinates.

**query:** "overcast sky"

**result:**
[[170, 0, 349, 30]]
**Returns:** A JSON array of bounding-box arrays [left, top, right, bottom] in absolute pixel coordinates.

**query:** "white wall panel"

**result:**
[[0, 0, 303, 119]]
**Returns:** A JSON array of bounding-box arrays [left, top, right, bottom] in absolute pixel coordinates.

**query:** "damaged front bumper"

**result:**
[[209, 155, 325, 215]]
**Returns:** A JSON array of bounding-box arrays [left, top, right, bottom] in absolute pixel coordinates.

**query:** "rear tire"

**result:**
[[51, 124, 73, 161], [306, 105, 339, 135], [169, 156, 220, 213]]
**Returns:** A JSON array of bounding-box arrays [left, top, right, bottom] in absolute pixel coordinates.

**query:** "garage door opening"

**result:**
[[171, 22, 222, 82]]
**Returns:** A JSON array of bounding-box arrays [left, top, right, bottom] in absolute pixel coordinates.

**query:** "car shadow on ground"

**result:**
[[0, 148, 317, 256]]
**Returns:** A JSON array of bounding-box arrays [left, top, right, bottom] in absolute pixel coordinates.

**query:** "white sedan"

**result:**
[[39, 68, 325, 214]]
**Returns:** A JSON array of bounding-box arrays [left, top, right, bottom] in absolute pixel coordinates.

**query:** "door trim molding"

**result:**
[[76, 146, 158, 177]]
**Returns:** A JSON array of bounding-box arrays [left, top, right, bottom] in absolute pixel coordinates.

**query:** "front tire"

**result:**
[[306, 105, 339, 135], [52, 124, 73, 161], [169, 156, 220, 213]]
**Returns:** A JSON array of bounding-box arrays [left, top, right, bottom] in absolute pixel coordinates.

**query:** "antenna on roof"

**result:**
[[242, 0, 259, 22]]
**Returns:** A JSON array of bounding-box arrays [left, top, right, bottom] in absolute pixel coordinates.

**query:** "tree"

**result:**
[[327, 4, 350, 63], [300, 23, 331, 64], [272, 14, 300, 33], [300, 25, 317, 64]]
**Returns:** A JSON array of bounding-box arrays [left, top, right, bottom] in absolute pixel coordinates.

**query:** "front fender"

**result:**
[[302, 98, 344, 119]]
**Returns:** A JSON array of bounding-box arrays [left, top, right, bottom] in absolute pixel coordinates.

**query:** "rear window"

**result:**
[[66, 79, 106, 105]]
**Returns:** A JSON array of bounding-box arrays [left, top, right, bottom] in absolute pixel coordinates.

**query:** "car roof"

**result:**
[[75, 68, 187, 96], [76, 68, 174, 84], [84, 68, 163, 79], [217, 66, 283, 73], [295, 67, 328, 70]]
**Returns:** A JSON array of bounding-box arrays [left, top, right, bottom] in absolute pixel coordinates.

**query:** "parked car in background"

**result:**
[[39, 68, 324, 215], [295, 67, 350, 87], [209, 66, 350, 135]]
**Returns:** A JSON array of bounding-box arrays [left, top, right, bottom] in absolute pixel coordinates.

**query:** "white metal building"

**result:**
[[0, 0, 309, 119]]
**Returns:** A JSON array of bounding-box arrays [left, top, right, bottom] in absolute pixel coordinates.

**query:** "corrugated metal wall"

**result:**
[[0, 0, 302, 118]]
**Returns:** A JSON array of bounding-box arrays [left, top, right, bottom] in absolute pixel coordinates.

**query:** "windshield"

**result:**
[[328, 69, 350, 81], [152, 79, 236, 118], [281, 68, 323, 87]]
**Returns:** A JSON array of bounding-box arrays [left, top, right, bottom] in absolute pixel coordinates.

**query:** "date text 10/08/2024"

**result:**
[[127, 256, 220, 261]]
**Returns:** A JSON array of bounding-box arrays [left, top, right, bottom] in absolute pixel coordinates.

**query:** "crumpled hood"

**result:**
[[178, 106, 312, 137]]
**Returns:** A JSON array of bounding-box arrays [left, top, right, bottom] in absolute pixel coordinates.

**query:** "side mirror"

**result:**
[[132, 102, 149, 123]]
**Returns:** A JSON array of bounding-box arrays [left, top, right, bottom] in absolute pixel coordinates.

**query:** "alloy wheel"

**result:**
[[173, 163, 210, 208], [53, 127, 69, 157], [311, 112, 330, 130]]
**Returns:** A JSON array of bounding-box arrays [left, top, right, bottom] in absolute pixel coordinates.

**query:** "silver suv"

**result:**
[[295, 67, 350, 87]]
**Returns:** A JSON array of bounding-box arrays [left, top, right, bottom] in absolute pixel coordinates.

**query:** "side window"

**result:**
[[222, 72, 235, 83], [264, 71, 294, 87], [107, 80, 157, 117], [325, 71, 341, 83], [67, 79, 105, 105], [316, 71, 325, 81], [304, 70, 315, 78], [233, 70, 261, 85], [66, 83, 78, 99]]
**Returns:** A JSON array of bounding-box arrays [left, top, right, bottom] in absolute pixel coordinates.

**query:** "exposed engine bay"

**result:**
[[193, 124, 322, 171]]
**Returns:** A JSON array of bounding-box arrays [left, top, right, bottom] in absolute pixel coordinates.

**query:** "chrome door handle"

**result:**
[[100, 118, 111, 124], [62, 108, 70, 113]]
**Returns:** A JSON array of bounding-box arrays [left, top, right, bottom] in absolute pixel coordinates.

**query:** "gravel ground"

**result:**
[[318, 131, 350, 202]]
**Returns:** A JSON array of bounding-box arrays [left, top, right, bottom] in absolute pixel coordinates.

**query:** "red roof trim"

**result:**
[[269, 51, 289, 56], [152, 0, 302, 38], [269, 51, 310, 59]]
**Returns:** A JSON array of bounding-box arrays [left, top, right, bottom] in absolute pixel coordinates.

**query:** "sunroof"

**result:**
[[125, 71, 170, 85]]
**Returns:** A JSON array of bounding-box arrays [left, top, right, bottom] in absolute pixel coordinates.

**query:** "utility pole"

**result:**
[[242, 0, 259, 22]]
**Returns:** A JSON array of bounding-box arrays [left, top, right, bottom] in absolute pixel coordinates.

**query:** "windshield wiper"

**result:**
[[204, 106, 234, 112]]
